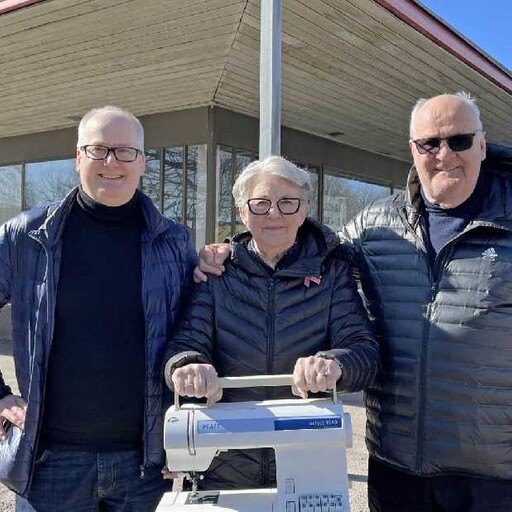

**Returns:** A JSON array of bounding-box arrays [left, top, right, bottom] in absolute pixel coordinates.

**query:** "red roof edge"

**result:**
[[374, 0, 512, 95], [0, 0, 43, 16]]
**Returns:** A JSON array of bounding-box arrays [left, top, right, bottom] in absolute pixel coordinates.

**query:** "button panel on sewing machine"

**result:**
[[285, 492, 345, 511]]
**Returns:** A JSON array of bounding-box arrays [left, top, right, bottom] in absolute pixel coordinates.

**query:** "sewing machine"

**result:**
[[157, 375, 352, 512]]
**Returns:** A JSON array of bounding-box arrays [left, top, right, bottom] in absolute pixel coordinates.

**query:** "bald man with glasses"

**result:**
[[0, 106, 197, 511], [197, 92, 512, 511]]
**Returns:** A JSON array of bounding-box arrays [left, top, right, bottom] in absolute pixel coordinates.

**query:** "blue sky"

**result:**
[[418, 0, 512, 71]]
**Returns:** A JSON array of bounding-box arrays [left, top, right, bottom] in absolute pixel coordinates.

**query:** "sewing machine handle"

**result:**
[[174, 374, 337, 410]]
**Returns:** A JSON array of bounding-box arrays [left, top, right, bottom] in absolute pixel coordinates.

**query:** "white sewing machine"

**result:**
[[157, 375, 352, 512]]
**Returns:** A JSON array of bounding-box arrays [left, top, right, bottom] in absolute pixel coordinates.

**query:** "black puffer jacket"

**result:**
[[342, 144, 512, 478], [165, 218, 378, 489]]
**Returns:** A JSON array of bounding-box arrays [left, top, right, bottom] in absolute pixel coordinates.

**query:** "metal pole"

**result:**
[[259, 0, 282, 159]]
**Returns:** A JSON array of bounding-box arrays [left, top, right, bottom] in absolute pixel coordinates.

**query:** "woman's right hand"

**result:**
[[171, 363, 223, 405]]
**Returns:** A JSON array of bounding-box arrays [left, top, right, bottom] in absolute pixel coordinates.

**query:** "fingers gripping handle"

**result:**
[[173, 374, 336, 409]]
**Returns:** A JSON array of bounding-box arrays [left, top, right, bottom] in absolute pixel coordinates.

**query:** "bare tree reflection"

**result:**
[[0, 165, 22, 225], [25, 160, 78, 210], [141, 146, 207, 245], [324, 174, 390, 231]]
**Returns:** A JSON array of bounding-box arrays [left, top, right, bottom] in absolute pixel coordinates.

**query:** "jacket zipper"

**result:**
[[263, 278, 276, 487], [415, 256, 436, 474], [26, 236, 58, 494], [266, 278, 276, 376], [140, 239, 149, 477], [414, 231, 467, 473]]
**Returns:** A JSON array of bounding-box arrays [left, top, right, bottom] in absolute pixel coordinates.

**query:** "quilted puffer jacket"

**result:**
[[0, 188, 196, 496], [165, 218, 379, 489], [341, 144, 512, 478]]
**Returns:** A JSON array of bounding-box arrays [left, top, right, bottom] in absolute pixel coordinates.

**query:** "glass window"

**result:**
[[216, 147, 257, 242], [163, 147, 184, 222], [217, 147, 234, 242], [186, 145, 207, 248], [141, 145, 207, 248], [323, 172, 391, 231], [25, 159, 78, 210], [304, 165, 319, 219], [141, 148, 161, 209], [234, 151, 252, 232], [0, 165, 22, 225]]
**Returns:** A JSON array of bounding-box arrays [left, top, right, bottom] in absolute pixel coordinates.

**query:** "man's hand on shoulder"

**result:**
[[193, 243, 230, 283]]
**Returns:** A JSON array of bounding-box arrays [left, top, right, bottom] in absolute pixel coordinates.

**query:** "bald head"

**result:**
[[408, 93, 486, 209]]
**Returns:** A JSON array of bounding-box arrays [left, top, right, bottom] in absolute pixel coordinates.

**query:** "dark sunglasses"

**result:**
[[412, 132, 479, 155]]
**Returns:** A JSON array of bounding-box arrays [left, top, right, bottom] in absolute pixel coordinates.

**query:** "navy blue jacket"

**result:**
[[0, 188, 196, 495]]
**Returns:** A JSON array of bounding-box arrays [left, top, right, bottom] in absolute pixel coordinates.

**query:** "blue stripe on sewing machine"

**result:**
[[197, 416, 342, 434]]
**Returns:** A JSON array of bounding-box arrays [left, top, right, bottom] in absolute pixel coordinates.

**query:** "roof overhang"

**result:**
[[1, 0, 510, 163]]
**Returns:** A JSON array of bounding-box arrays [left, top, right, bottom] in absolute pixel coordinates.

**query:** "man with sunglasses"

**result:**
[[0, 106, 196, 511], [196, 92, 512, 511], [342, 91, 512, 512]]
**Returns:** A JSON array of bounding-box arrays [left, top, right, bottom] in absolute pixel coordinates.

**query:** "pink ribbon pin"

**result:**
[[304, 276, 322, 288]]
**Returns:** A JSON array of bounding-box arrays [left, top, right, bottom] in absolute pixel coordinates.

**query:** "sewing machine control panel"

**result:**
[[285, 493, 345, 511], [283, 475, 346, 511]]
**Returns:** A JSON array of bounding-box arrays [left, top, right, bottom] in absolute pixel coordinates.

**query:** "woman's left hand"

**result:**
[[291, 356, 342, 399]]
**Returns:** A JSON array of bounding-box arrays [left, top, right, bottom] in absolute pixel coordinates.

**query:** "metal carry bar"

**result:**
[[174, 374, 337, 410]]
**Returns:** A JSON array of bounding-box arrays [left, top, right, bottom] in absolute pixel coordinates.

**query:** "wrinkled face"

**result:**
[[409, 95, 486, 208], [76, 113, 145, 206], [239, 175, 309, 258]]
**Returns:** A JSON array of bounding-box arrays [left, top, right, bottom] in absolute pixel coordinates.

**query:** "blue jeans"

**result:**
[[17, 450, 170, 512]]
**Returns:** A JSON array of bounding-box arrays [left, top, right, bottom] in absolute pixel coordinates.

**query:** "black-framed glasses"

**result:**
[[412, 132, 479, 155], [80, 144, 142, 162], [247, 197, 302, 215]]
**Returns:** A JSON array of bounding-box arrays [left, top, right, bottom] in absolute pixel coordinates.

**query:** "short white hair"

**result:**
[[409, 91, 484, 138], [77, 106, 144, 149], [232, 156, 311, 207]]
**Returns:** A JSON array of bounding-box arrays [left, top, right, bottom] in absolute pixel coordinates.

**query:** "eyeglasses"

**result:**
[[247, 197, 302, 215], [412, 132, 479, 155], [80, 145, 142, 162]]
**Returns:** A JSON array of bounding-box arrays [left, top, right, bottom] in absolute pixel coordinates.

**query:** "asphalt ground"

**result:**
[[0, 339, 370, 511]]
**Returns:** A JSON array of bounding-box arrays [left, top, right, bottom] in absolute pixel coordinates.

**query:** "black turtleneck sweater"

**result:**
[[40, 188, 145, 451]]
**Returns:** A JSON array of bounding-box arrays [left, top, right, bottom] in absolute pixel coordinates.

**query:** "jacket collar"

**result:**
[[29, 187, 78, 248], [29, 187, 169, 247], [404, 166, 512, 231], [230, 218, 341, 277]]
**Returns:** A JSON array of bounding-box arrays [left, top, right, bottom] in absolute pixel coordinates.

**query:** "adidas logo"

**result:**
[[482, 247, 498, 260]]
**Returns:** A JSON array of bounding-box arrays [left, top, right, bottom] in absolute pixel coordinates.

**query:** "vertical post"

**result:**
[[205, 107, 217, 243], [259, 0, 282, 159]]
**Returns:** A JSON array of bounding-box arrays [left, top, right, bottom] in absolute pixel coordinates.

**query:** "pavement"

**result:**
[[343, 392, 370, 512], [0, 340, 370, 511]]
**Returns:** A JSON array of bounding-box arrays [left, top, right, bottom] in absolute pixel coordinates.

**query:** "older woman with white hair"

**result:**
[[163, 155, 378, 490]]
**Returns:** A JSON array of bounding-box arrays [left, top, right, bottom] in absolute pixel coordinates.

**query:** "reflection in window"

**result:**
[[216, 146, 256, 241], [25, 159, 78, 210], [0, 165, 22, 225], [234, 151, 252, 230], [186, 146, 207, 248], [142, 145, 206, 248], [323, 172, 390, 232], [217, 147, 234, 242], [163, 147, 184, 222], [141, 148, 161, 207], [304, 165, 319, 219]]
